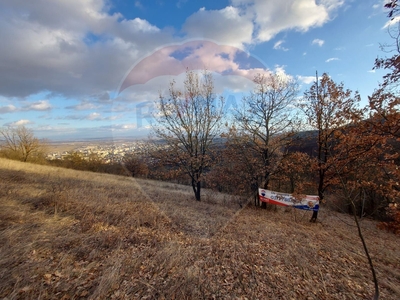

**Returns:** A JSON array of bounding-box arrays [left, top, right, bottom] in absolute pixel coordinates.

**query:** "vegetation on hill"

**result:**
[[0, 126, 48, 163], [1, 158, 399, 299], [1, 3, 399, 298]]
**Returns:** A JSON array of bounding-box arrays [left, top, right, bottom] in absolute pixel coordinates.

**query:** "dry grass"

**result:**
[[0, 157, 399, 299], [135, 178, 246, 238]]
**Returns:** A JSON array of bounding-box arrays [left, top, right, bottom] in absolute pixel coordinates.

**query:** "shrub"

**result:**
[[378, 203, 400, 234]]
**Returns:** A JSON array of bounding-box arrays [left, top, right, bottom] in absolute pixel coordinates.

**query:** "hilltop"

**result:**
[[0, 158, 399, 299]]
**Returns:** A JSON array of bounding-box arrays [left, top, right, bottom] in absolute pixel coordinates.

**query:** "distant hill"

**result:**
[[287, 130, 319, 155]]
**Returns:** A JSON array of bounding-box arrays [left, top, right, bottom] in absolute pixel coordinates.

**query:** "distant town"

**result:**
[[46, 140, 151, 163]]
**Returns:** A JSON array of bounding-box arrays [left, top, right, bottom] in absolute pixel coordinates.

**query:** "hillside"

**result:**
[[0, 158, 399, 299]]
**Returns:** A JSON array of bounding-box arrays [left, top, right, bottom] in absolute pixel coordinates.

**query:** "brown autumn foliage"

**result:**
[[358, 0, 400, 231], [205, 128, 263, 197], [206, 137, 317, 204], [366, 95, 400, 228], [378, 203, 400, 234], [301, 73, 363, 222], [1, 157, 400, 299], [271, 151, 317, 195], [327, 113, 398, 219], [374, 0, 400, 92], [122, 153, 149, 178]]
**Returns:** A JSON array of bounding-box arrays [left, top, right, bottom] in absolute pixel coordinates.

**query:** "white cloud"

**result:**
[[0, 0, 170, 98], [110, 104, 131, 112], [273, 40, 289, 51], [183, 0, 344, 47], [297, 75, 316, 84], [119, 123, 137, 130], [5, 119, 33, 127], [326, 57, 339, 62], [382, 15, 400, 29], [0, 105, 17, 114], [0, 0, 345, 102], [118, 39, 271, 96], [312, 38, 325, 46], [230, 0, 344, 43], [23, 100, 52, 111], [274, 65, 291, 79], [87, 112, 101, 120], [183, 6, 254, 47], [368, 69, 376, 73], [320, 0, 345, 11], [63, 112, 119, 121], [0, 0, 348, 140], [66, 101, 99, 111]]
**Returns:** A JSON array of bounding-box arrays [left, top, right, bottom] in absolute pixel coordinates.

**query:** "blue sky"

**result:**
[[0, 0, 396, 141]]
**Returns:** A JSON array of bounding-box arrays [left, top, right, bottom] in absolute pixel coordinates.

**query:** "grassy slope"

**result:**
[[0, 158, 399, 299]]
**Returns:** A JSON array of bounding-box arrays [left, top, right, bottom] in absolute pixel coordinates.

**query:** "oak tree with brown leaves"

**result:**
[[363, 0, 400, 233], [301, 73, 362, 222], [122, 153, 149, 178]]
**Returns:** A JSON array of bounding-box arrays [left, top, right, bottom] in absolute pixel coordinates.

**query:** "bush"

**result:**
[[378, 203, 400, 234]]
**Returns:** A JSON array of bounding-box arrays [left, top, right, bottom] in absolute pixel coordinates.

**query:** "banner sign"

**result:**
[[259, 189, 319, 211]]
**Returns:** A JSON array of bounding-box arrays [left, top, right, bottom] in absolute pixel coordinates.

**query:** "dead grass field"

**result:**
[[0, 157, 399, 299]]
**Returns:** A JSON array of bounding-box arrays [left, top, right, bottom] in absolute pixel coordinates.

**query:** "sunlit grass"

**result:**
[[0, 157, 399, 299]]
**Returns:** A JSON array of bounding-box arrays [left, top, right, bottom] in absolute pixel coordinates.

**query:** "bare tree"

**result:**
[[233, 73, 300, 202], [151, 70, 224, 201], [0, 126, 46, 162]]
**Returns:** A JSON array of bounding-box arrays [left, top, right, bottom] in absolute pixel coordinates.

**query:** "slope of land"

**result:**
[[0, 158, 399, 299]]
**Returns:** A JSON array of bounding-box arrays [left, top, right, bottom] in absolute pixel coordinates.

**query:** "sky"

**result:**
[[0, 0, 396, 141]]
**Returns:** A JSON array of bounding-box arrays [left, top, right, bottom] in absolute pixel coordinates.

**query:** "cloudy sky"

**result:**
[[0, 0, 395, 140]]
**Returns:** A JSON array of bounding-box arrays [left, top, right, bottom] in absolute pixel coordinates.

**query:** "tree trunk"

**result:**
[[310, 190, 323, 222], [251, 179, 259, 207], [290, 177, 295, 193], [195, 181, 201, 201], [192, 178, 201, 201], [261, 179, 269, 209], [311, 162, 325, 222]]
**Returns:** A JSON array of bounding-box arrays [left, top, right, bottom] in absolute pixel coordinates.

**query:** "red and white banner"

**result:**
[[259, 189, 319, 211]]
